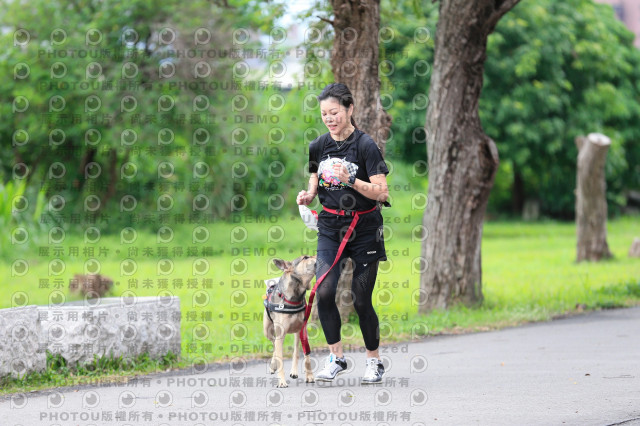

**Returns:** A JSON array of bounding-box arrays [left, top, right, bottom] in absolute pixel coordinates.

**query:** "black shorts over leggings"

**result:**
[[315, 208, 386, 351]]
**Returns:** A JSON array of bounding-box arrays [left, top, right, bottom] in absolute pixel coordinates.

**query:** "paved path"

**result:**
[[2, 307, 639, 425]]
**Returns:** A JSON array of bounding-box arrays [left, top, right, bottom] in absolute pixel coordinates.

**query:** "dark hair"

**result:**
[[317, 82, 358, 129]]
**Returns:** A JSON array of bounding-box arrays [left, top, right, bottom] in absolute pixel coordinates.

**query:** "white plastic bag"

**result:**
[[298, 204, 318, 231]]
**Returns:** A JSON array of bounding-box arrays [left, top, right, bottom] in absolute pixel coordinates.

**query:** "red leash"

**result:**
[[299, 205, 377, 356]]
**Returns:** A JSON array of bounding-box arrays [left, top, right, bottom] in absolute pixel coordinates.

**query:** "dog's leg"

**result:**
[[304, 353, 314, 383], [269, 348, 278, 375], [295, 325, 314, 383], [273, 323, 287, 388], [290, 332, 300, 379], [264, 311, 278, 374]]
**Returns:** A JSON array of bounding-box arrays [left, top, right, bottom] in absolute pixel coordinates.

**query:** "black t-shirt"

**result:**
[[308, 129, 389, 211]]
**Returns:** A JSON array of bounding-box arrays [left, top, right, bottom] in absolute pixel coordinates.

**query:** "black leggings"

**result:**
[[315, 254, 380, 351]]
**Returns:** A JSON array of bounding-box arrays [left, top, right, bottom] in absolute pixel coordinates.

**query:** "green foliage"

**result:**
[[379, 0, 437, 163], [0, 176, 50, 256], [482, 0, 640, 217], [381, 0, 640, 218], [0, 180, 27, 223], [0, 0, 288, 234]]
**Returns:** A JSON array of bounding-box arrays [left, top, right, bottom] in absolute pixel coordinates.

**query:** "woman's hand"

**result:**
[[298, 173, 319, 205], [297, 190, 316, 205], [332, 162, 350, 185]]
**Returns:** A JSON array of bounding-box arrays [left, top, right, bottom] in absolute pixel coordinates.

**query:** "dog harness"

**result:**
[[264, 277, 307, 324], [299, 204, 378, 356]]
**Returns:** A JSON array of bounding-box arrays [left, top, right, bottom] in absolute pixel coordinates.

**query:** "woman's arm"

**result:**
[[333, 162, 389, 203], [353, 173, 389, 203], [296, 173, 318, 205]]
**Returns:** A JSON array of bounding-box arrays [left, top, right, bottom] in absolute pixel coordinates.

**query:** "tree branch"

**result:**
[[486, 0, 521, 33], [317, 16, 335, 26], [495, 0, 521, 17]]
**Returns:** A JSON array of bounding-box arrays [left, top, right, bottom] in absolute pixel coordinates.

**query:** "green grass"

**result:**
[[0, 350, 179, 394], [1, 166, 639, 394]]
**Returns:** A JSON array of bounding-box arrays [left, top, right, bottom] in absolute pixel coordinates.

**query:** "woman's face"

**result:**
[[320, 97, 353, 139]]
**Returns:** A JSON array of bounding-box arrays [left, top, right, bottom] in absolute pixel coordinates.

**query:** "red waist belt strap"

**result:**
[[299, 205, 378, 356]]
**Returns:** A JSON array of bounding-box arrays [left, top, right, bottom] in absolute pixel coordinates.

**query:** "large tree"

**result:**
[[325, 0, 392, 154], [420, 0, 520, 311]]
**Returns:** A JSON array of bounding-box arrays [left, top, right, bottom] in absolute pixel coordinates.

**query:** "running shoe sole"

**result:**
[[314, 369, 347, 382]]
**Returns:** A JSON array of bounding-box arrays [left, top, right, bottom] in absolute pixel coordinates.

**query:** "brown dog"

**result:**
[[69, 274, 113, 298], [263, 255, 316, 388]]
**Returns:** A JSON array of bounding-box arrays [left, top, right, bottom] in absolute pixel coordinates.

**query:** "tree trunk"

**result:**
[[575, 133, 613, 262], [419, 0, 520, 312], [329, 0, 391, 153], [512, 166, 525, 215], [74, 148, 97, 191], [326, 0, 391, 323], [101, 148, 119, 209], [629, 238, 640, 258]]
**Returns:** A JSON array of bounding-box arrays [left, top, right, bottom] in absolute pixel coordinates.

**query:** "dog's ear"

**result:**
[[273, 259, 290, 271]]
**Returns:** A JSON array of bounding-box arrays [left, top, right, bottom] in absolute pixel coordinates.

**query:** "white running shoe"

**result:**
[[362, 357, 385, 384], [315, 353, 347, 382]]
